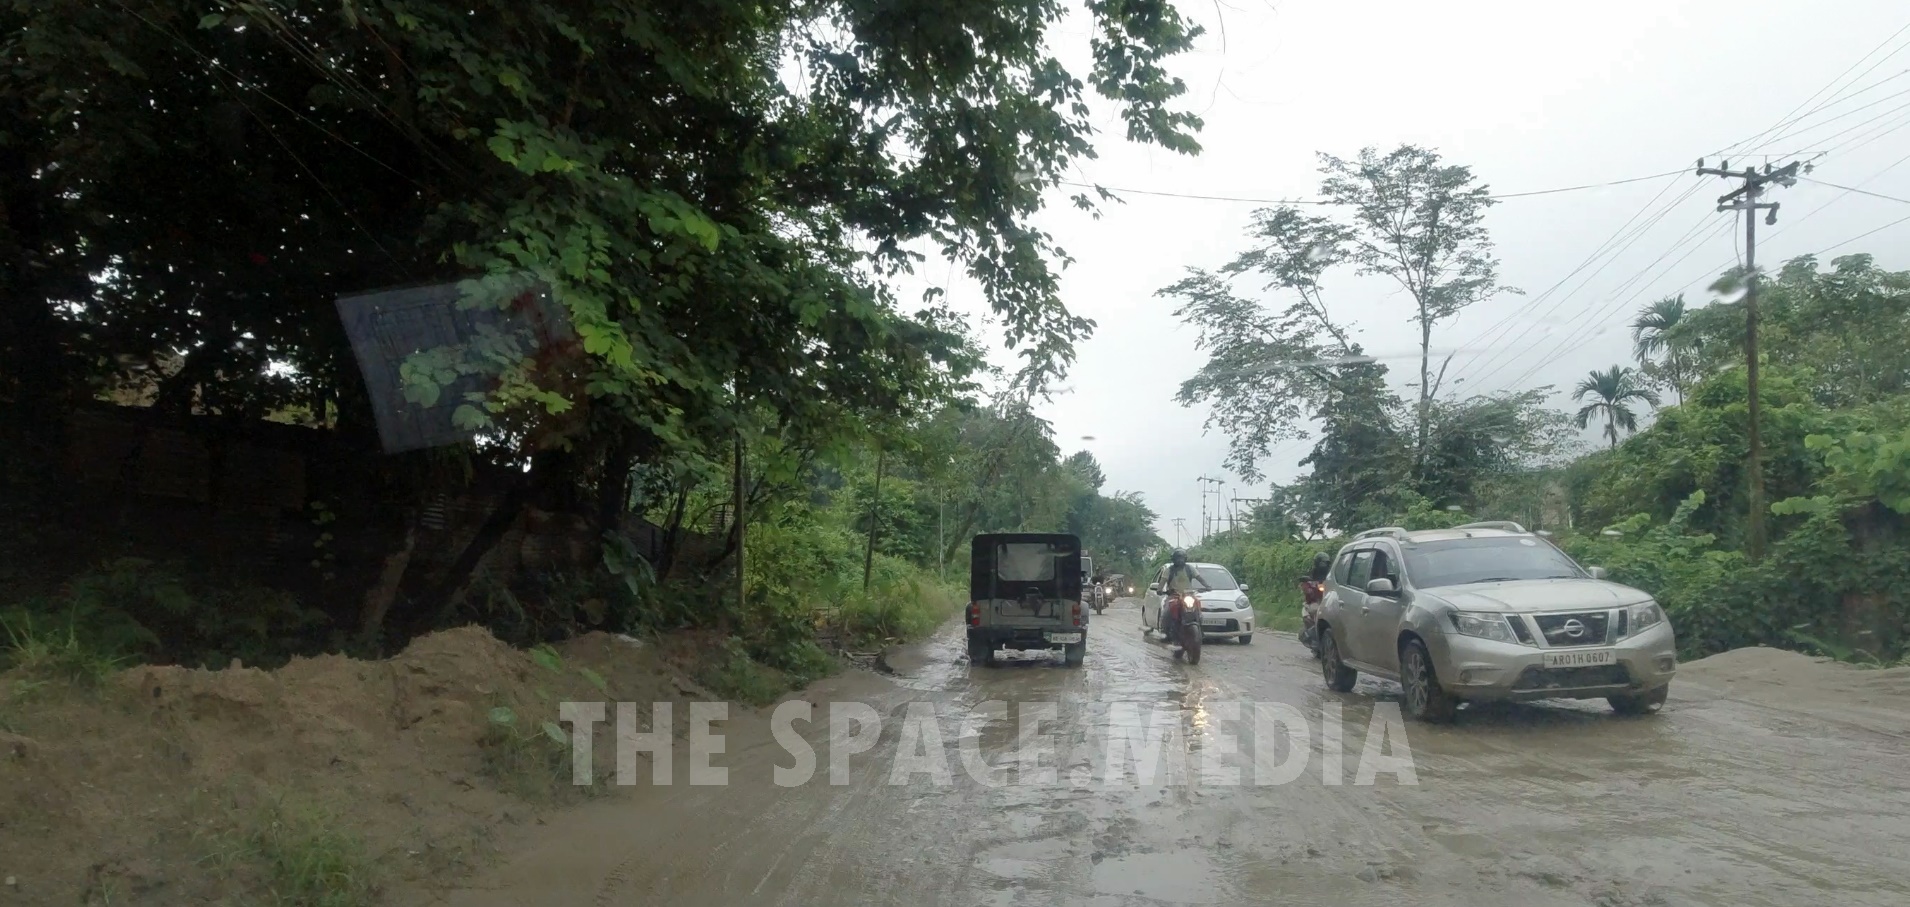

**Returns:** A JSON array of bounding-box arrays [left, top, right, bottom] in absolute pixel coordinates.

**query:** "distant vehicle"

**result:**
[[1315, 522, 1677, 722], [1103, 573, 1127, 609], [1143, 561, 1254, 644], [966, 533, 1088, 668], [1082, 556, 1107, 613]]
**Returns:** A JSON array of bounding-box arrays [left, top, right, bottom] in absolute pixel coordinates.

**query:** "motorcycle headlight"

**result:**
[[1449, 611, 1516, 643], [1626, 601, 1664, 633]]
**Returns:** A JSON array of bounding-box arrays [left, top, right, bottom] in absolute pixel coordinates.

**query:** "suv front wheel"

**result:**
[[1609, 684, 1669, 716], [1399, 638, 1458, 723], [1319, 627, 1357, 692]]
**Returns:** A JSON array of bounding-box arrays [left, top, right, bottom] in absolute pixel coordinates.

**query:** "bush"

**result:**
[[3, 558, 334, 670], [0, 609, 126, 686], [698, 638, 793, 707], [478, 702, 589, 800]]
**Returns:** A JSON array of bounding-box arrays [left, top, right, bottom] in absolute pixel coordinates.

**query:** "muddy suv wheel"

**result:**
[[1609, 684, 1669, 716], [1319, 627, 1356, 692], [1399, 638, 1458, 723], [967, 636, 994, 666], [1063, 643, 1086, 668]]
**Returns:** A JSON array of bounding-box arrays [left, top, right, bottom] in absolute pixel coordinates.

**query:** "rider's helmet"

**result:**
[[1170, 548, 1186, 565]]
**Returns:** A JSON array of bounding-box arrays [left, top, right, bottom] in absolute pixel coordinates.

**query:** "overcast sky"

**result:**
[[902, 0, 1910, 544]]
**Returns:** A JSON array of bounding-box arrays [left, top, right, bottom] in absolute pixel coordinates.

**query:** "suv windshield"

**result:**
[[1400, 538, 1584, 589], [1195, 566, 1240, 590]]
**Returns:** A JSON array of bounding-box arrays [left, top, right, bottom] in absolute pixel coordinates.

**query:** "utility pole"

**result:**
[[1696, 158, 1801, 562], [1171, 518, 1188, 548], [1196, 476, 1224, 543], [862, 447, 885, 591]]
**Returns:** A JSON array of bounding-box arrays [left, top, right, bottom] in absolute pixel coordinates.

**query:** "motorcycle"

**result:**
[[1092, 583, 1108, 614], [1298, 576, 1326, 658], [1162, 591, 1203, 665]]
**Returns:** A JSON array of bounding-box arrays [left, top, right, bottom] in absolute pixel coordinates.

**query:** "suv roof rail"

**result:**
[[1352, 526, 1408, 540], [1455, 520, 1527, 533]]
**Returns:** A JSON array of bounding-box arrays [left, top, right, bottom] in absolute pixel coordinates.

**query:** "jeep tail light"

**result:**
[[967, 601, 980, 627], [1073, 600, 1084, 626]]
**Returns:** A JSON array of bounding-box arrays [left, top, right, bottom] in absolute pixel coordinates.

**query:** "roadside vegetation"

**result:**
[[0, 0, 1196, 688]]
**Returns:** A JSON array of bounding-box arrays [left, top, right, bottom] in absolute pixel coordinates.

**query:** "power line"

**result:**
[[1472, 215, 1732, 395], [1057, 168, 1687, 206], [1725, 20, 1910, 155], [1448, 27, 1910, 395], [1797, 177, 1910, 205], [1816, 212, 1910, 254], [1444, 181, 1709, 388]]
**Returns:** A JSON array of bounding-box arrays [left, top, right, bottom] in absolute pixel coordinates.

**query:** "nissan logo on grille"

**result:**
[[1561, 619, 1587, 639]]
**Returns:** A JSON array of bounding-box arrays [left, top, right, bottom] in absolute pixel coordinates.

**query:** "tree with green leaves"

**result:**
[[1162, 145, 1512, 482], [1631, 295, 1700, 406], [1573, 365, 1660, 449], [1313, 146, 1513, 471]]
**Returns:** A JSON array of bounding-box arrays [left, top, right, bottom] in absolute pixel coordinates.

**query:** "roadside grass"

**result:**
[[479, 702, 587, 800], [1787, 629, 1908, 668], [478, 644, 606, 800], [837, 576, 964, 646], [204, 797, 379, 907], [699, 638, 792, 707], [0, 608, 126, 687], [1254, 605, 1303, 634]]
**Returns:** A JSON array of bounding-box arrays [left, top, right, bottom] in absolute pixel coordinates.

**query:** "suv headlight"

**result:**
[[1449, 611, 1517, 644], [1626, 601, 1664, 633]]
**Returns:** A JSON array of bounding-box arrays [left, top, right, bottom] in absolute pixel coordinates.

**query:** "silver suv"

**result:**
[[1316, 522, 1677, 722]]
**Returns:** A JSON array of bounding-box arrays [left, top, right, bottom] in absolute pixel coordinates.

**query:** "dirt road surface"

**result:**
[[422, 600, 1910, 906]]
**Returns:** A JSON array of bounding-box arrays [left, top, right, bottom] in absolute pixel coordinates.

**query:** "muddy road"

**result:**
[[426, 600, 1910, 906]]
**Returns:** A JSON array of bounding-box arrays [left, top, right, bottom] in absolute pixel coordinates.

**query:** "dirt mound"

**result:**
[[1679, 645, 1910, 737], [0, 625, 709, 905]]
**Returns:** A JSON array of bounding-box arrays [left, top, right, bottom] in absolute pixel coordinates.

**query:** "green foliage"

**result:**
[[2, 0, 1207, 676], [1572, 365, 1660, 449], [1778, 428, 1910, 515], [698, 638, 793, 708], [3, 559, 331, 672], [1168, 145, 1511, 482], [238, 799, 379, 907], [1558, 492, 1768, 658], [0, 609, 127, 686], [837, 560, 965, 646], [479, 704, 587, 800]]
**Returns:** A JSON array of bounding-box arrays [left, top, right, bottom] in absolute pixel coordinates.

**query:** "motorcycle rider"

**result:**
[[1159, 549, 1210, 632], [1298, 551, 1332, 648]]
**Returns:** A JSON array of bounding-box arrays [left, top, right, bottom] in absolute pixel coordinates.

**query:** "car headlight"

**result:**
[[1449, 611, 1516, 643], [1237, 597, 1249, 611], [1626, 601, 1664, 633]]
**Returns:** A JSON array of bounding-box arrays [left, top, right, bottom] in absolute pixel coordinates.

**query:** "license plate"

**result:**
[[1046, 632, 1082, 644], [1201, 617, 1229, 627], [1542, 649, 1616, 667]]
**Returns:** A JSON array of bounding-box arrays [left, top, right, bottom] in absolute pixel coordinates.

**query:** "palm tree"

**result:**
[[1630, 295, 1696, 405], [1573, 365, 1661, 449]]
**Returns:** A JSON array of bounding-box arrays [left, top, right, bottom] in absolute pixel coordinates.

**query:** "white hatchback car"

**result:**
[[1143, 562, 1255, 643]]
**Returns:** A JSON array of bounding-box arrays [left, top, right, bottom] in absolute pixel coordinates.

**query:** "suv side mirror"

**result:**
[[1365, 577, 1398, 596], [1588, 566, 1608, 580], [1148, 583, 1161, 593]]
